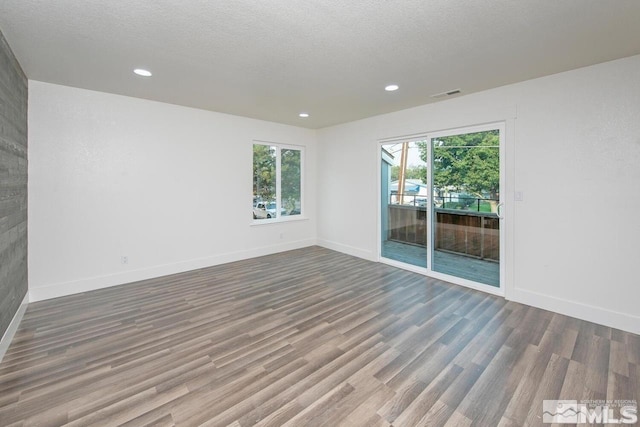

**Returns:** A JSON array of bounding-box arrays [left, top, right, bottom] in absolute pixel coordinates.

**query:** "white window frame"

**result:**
[[252, 140, 305, 224]]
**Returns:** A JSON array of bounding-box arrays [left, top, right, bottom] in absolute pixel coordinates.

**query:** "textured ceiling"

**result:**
[[1, 1, 640, 128]]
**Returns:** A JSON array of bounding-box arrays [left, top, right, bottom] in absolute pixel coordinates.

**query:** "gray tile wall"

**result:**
[[0, 27, 28, 339]]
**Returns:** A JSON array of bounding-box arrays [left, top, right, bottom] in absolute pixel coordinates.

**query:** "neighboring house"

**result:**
[[389, 179, 429, 205]]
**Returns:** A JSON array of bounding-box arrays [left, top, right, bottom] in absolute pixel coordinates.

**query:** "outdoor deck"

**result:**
[[382, 240, 500, 287]]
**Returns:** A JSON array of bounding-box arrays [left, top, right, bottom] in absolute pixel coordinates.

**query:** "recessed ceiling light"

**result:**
[[133, 68, 152, 77], [385, 84, 399, 92], [299, 112, 310, 118]]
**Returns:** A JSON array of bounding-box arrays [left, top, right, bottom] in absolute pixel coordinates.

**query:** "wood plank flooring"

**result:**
[[0, 246, 638, 426]]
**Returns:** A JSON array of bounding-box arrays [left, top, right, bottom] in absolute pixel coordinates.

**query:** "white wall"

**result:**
[[28, 81, 317, 301], [28, 56, 640, 335], [317, 55, 640, 334]]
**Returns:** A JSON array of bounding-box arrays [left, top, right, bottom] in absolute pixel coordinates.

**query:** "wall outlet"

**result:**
[[514, 191, 524, 201], [121, 256, 128, 264]]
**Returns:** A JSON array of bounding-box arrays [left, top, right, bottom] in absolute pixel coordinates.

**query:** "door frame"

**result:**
[[377, 121, 507, 297]]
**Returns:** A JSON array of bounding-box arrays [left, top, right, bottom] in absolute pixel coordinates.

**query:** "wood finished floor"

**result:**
[[0, 246, 638, 426]]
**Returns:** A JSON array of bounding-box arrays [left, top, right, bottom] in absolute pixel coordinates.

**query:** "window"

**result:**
[[252, 142, 302, 221]]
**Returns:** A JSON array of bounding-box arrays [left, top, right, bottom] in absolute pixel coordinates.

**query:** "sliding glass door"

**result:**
[[430, 127, 502, 287], [380, 124, 504, 292], [380, 141, 428, 268]]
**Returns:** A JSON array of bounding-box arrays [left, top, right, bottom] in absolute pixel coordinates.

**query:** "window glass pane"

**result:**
[[380, 141, 427, 268], [281, 148, 301, 216], [253, 144, 276, 220], [432, 129, 500, 287]]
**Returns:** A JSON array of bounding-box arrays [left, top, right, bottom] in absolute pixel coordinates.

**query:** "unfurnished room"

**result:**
[[0, 1, 639, 426]]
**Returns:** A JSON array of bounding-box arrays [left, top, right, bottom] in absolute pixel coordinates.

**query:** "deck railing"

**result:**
[[387, 204, 499, 261]]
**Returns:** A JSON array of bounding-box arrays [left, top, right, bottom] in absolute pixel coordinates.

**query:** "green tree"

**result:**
[[418, 130, 500, 200], [391, 165, 427, 182], [281, 148, 301, 212], [253, 144, 276, 202]]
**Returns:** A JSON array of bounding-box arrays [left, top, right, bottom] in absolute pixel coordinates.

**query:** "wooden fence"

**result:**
[[387, 205, 499, 261]]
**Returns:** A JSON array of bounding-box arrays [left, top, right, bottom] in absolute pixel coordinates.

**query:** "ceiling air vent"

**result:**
[[431, 89, 462, 99]]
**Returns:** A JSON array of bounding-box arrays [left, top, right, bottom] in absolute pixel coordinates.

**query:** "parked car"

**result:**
[[265, 202, 287, 218], [405, 197, 428, 207], [253, 202, 272, 219]]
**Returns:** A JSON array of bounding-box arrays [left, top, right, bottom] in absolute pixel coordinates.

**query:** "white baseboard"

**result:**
[[509, 287, 640, 335], [29, 239, 316, 302], [316, 240, 639, 335], [316, 239, 376, 262], [0, 293, 29, 363], [26, 239, 639, 336]]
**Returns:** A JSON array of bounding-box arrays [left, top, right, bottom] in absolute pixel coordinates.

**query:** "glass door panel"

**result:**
[[380, 141, 428, 268], [431, 129, 501, 287]]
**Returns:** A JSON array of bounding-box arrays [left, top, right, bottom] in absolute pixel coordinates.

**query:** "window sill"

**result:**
[[250, 216, 309, 226]]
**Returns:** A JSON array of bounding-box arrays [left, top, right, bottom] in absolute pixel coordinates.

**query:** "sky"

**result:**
[[383, 141, 425, 167]]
